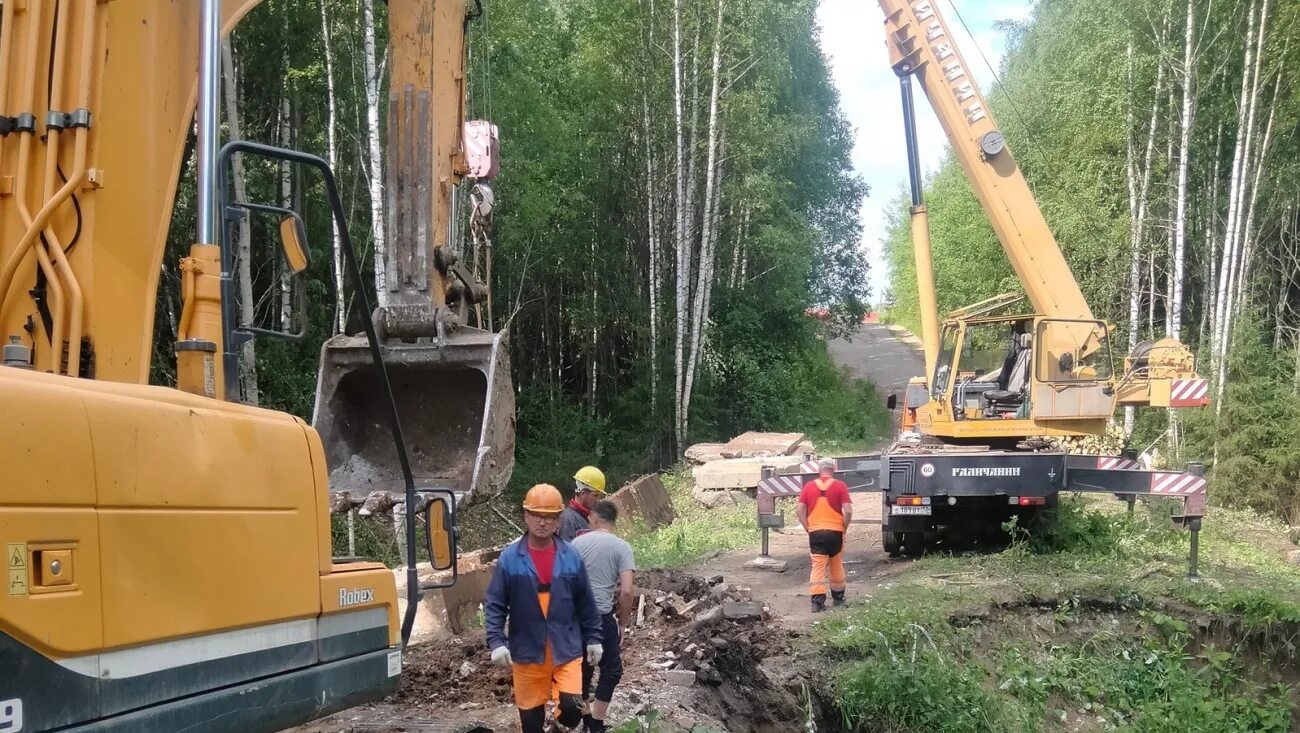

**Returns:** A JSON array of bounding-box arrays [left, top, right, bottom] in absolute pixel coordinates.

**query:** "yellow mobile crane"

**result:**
[[882, 0, 1208, 442], [0, 1, 502, 731], [756, 0, 1211, 559]]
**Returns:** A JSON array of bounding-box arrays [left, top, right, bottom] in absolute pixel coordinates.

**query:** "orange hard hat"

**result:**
[[522, 483, 564, 515]]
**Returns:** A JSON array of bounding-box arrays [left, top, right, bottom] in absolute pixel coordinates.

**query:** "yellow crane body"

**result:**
[[878, 0, 1208, 445]]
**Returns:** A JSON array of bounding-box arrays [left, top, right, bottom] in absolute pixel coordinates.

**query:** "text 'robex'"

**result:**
[[339, 588, 375, 607]]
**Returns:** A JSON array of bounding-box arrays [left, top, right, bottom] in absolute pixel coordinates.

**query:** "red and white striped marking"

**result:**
[[799, 460, 821, 474], [1096, 456, 1141, 470], [758, 475, 804, 496], [1150, 471, 1207, 495], [1170, 378, 1209, 407]]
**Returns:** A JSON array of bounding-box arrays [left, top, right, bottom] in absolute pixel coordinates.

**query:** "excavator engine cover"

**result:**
[[313, 328, 514, 505]]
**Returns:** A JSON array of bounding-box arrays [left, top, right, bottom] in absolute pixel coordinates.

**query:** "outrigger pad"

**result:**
[[312, 328, 515, 506]]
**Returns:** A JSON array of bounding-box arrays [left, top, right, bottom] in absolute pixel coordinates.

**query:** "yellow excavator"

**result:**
[[0, 1, 508, 731]]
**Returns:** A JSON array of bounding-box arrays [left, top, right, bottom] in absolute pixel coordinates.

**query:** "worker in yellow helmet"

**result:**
[[484, 484, 603, 733], [557, 466, 607, 542]]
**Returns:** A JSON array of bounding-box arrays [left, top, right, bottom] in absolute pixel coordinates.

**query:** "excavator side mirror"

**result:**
[[420, 490, 457, 573], [886, 394, 898, 410], [279, 214, 310, 276], [223, 201, 311, 342]]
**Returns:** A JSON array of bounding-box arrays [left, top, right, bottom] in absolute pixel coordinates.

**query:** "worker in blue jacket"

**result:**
[[485, 483, 604, 733]]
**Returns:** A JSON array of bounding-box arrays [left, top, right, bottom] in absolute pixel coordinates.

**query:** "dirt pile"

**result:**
[[609, 569, 840, 732], [294, 568, 844, 732]]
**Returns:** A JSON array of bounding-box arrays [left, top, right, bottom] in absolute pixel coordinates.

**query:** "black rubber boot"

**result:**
[[831, 589, 846, 607], [811, 594, 827, 613], [584, 715, 607, 733]]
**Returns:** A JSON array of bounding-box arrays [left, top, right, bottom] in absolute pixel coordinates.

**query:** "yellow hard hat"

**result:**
[[574, 466, 607, 495], [522, 483, 564, 515]]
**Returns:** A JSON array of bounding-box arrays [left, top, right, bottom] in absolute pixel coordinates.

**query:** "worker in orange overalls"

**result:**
[[484, 484, 604, 732], [796, 458, 853, 613]]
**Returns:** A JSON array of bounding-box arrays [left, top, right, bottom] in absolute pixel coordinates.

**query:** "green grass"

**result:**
[[819, 496, 1300, 732], [625, 465, 760, 569]]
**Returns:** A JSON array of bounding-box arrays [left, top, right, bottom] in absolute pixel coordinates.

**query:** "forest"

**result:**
[[149, 0, 879, 498], [883, 0, 1300, 522]]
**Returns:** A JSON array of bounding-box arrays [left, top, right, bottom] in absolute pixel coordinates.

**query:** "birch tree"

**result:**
[[362, 0, 387, 306], [319, 0, 345, 334], [1123, 34, 1165, 436], [672, 0, 689, 453], [681, 0, 726, 434], [1168, 0, 1199, 342]]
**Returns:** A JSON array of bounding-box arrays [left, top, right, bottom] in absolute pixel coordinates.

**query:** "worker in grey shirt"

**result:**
[[571, 500, 635, 733]]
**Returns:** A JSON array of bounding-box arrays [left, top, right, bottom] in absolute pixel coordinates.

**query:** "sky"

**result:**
[[815, 0, 1037, 304]]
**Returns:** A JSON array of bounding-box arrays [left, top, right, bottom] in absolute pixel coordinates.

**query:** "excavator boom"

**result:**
[[314, 0, 515, 507]]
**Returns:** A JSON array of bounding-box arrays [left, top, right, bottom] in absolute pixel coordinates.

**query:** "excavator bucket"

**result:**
[[312, 328, 515, 505]]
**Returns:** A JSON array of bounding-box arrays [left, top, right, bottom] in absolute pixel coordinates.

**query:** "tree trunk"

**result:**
[[1214, 0, 1264, 409], [672, 0, 689, 454], [1125, 35, 1166, 437], [682, 0, 725, 433], [320, 0, 345, 334], [1169, 0, 1197, 342], [221, 40, 258, 405], [644, 0, 660, 426], [363, 0, 388, 306]]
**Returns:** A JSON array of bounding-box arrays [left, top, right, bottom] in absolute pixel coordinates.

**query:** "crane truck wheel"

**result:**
[[884, 531, 902, 558], [902, 533, 925, 557]]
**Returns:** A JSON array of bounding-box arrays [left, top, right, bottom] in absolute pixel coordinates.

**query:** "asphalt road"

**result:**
[[827, 323, 925, 401]]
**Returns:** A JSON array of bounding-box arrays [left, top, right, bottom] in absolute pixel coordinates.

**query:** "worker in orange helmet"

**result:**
[[796, 458, 853, 613], [484, 483, 604, 733]]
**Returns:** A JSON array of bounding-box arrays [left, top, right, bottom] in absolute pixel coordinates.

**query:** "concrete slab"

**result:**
[[692, 455, 804, 489], [720, 431, 806, 458], [743, 556, 788, 572]]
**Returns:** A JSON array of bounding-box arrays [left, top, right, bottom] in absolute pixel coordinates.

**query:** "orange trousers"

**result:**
[[513, 645, 582, 710], [809, 551, 846, 596]]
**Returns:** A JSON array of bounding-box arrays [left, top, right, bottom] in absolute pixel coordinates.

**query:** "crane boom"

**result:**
[[879, 0, 1093, 324]]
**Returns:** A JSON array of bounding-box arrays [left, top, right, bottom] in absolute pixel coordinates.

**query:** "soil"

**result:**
[[291, 522, 904, 733]]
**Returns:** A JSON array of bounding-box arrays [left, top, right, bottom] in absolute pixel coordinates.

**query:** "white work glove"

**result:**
[[586, 643, 604, 666], [491, 646, 512, 668]]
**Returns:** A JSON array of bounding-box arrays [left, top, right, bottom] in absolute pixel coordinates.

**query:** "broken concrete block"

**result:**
[[694, 606, 723, 626], [744, 556, 788, 573], [1287, 549, 1300, 566], [664, 669, 697, 687], [722, 601, 763, 620], [685, 443, 729, 464], [609, 474, 676, 530]]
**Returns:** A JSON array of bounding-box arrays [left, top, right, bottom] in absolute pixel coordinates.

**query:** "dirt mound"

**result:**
[[392, 634, 514, 712], [610, 572, 842, 732]]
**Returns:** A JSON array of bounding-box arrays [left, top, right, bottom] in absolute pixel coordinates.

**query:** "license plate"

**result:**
[[891, 505, 931, 516]]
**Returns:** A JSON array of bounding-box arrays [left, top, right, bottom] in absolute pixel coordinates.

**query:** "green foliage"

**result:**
[[820, 495, 1300, 732], [625, 466, 758, 568]]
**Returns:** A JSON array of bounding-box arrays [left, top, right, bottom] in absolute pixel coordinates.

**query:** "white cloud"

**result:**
[[815, 0, 1035, 303]]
